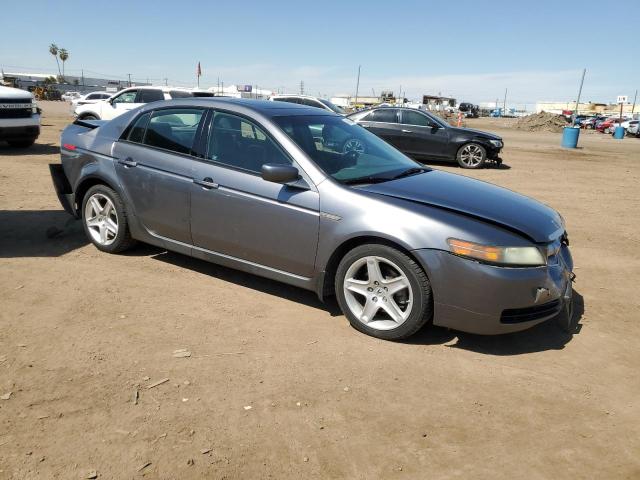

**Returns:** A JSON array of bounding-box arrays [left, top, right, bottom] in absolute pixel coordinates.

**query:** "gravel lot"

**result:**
[[1, 102, 639, 479]]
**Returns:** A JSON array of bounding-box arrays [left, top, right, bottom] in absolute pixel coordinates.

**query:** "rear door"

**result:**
[[399, 110, 450, 159], [358, 109, 405, 149], [190, 109, 320, 277], [113, 107, 206, 243]]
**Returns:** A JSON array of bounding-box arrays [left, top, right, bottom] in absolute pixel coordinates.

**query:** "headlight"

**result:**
[[489, 139, 503, 148], [447, 238, 545, 266], [31, 101, 38, 114]]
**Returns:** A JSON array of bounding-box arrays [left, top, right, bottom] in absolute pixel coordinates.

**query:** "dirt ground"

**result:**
[[1, 102, 639, 479]]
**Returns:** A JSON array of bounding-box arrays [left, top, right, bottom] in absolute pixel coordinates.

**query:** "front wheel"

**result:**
[[335, 244, 433, 340], [456, 143, 486, 169], [82, 184, 136, 253]]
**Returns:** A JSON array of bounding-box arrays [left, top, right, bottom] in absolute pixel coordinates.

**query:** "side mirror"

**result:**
[[261, 163, 300, 184]]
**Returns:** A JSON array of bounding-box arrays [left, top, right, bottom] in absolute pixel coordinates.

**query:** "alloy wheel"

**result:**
[[84, 193, 118, 246], [459, 144, 484, 167], [342, 256, 413, 330]]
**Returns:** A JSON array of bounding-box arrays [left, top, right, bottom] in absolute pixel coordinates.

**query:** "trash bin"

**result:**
[[561, 127, 580, 148], [613, 126, 625, 139]]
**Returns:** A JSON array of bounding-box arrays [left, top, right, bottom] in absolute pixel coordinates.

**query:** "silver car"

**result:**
[[50, 98, 575, 340]]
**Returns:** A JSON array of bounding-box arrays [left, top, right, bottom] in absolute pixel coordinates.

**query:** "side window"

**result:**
[[112, 90, 138, 104], [169, 90, 194, 99], [207, 112, 291, 173], [126, 112, 151, 143], [302, 98, 321, 108], [142, 108, 204, 154], [402, 110, 430, 127], [364, 109, 398, 123], [86, 93, 99, 100], [137, 89, 165, 103], [100, 94, 111, 99], [273, 97, 297, 104]]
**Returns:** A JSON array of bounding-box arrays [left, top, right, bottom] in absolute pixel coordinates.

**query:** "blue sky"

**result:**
[[1, 0, 637, 105]]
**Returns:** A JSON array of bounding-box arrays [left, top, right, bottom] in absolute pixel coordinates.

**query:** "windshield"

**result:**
[[274, 115, 423, 183], [318, 98, 345, 114]]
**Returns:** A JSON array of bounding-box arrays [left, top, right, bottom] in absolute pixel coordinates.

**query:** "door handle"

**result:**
[[401, 129, 413, 133], [118, 157, 137, 168], [193, 177, 219, 189]]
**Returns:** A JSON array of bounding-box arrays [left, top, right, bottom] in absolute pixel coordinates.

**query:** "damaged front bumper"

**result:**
[[413, 245, 574, 335]]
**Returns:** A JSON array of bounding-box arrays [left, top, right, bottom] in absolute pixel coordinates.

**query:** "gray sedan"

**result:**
[[50, 98, 575, 340]]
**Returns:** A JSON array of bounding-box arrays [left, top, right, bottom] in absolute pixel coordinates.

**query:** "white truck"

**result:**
[[0, 85, 40, 148]]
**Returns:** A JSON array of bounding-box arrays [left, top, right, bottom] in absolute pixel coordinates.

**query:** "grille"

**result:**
[[500, 299, 561, 324], [0, 97, 33, 104], [0, 109, 32, 119]]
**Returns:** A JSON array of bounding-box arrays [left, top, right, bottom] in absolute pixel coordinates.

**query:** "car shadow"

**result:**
[[0, 142, 60, 156], [404, 290, 585, 354], [0, 210, 87, 257], [149, 249, 343, 316]]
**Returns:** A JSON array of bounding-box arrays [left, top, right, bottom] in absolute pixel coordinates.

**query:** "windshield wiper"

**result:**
[[341, 175, 393, 185], [391, 167, 429, 180]]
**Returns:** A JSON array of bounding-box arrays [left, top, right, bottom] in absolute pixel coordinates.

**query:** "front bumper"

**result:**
[[413, 247, 573, 334], [0, 115, 41, 141]]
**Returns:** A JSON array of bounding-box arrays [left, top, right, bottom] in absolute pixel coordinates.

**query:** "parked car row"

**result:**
[[576, 114, 639, 137]]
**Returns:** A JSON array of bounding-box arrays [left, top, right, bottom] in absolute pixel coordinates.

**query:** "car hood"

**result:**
[[357, 170, 563, 243], [447, 126, 502, 140]]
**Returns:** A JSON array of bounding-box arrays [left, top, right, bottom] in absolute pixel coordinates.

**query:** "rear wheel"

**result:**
[[82, 185, 136, 253], [335, 244, 432, 340], [456, 143, 486, 169], [81, 114, 99, 121]]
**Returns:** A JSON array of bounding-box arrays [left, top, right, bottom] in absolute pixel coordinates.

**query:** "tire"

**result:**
[[81, 184, 136, 253], [335, 244, 433, 340], [81, 114, 99, 120], [604, 127, 610, 134], [456, 143, 486, 169], [7, 139, 35, 148]]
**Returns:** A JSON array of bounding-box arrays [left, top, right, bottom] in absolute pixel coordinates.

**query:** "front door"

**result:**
[[113, 107, 206, 243], [399, 109, 450, 159], [104, 89, 142, 120], [190, 110, 320, 277]]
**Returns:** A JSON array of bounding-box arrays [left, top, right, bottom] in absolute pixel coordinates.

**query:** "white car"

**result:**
[[269, 94, 345, 114], [74, 86, 214, 121], [72, 91, 112, 107], [0, 85, 40, 148], [61, 91, 82, 102], [625, 120, 639, 136]]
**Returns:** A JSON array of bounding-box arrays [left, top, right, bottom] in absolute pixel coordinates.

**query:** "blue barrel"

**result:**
[[561, 127, 580, 148], [613, 126, 625, 139]]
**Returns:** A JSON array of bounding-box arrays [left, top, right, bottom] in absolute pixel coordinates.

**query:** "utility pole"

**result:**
[[163, 77, 168, 86], [300, 80, 304, 95], [631, 89, 637, 114], [354, 65, 361, 109], [81, 69, 85, 87], [573, 68, 586, 125], [127, 73, 132, 87], [503, 88, 508, 116]]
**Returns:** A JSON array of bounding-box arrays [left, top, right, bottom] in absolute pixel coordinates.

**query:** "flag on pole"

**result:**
[[196, 61, 202, 87]]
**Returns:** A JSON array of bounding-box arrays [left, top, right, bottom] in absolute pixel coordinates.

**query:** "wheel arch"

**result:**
[[73, 176, 118, 216], [77, 111, 101, 120], [317, 235, 427, 301]]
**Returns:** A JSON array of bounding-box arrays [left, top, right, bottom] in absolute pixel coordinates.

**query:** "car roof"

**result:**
[[137, 97, 335, 118]]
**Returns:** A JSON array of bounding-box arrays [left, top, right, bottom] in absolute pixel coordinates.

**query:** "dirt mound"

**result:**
[[514, 111, 569, 133]]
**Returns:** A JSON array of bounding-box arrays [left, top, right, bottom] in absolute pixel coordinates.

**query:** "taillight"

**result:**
[[62, 143, 77, 151]]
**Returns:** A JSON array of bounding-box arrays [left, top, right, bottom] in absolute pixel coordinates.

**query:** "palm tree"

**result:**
[[59, 48, 69, 80], [49, 43, 61, 79]]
